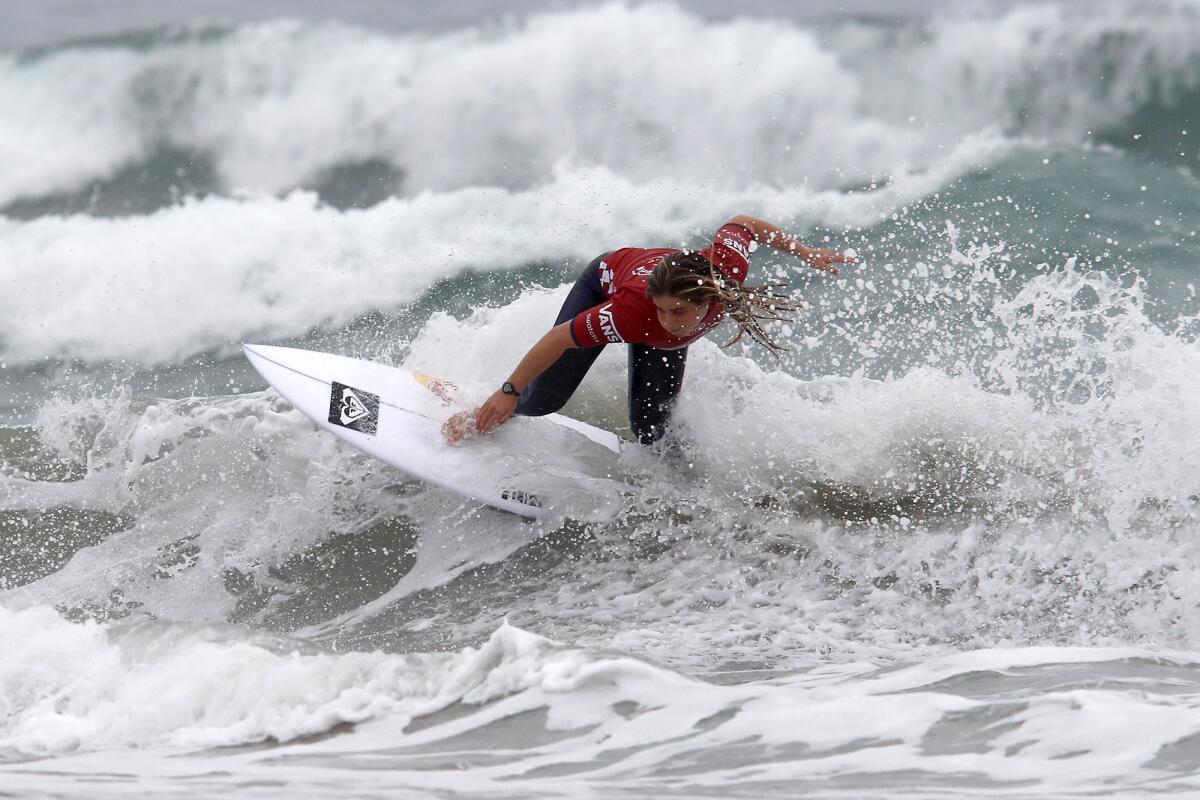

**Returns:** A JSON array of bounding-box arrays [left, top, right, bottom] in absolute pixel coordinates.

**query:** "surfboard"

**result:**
[[242, 344, 623, 519]]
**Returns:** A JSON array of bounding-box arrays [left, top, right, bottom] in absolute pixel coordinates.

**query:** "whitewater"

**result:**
[[4, 1, 1200, 797]]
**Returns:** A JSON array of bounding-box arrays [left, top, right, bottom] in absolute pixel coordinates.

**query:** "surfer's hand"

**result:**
[[475, 390, 518, 434], [792, 245, 857, 275]]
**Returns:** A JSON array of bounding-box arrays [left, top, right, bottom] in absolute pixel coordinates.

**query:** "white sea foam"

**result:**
[[402, 219, 1200, 532], [876, 1, 1200, 141], [6, 3, 1200, 796], [381, 245, 1200, 665], [4, 275, 1200, 796], [9, 0, 1194, 369], [2, 384, 568, 631], [2, 2, 1197, 207], [4, 609, 1200, 797], [7, 205, 1199, 656], [0, 5, 924, 203], [0, 138, 1002, 367]]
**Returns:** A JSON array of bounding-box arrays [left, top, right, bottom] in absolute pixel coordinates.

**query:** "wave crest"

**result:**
[[3, 2, 1199, 212]]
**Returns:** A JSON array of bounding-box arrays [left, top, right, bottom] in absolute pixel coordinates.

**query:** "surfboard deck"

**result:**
[[242, 344, 622, 519]]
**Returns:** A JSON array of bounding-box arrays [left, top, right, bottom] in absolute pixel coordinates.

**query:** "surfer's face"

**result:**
[[652, 295, 710, 336]]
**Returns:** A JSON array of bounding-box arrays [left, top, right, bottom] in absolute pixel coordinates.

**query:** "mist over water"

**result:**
[[3, 2, 1200, 797]]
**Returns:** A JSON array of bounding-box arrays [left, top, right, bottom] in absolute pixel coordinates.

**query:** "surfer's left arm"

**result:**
[[727, 215, 856, 274], [473, 323, 577, 434]]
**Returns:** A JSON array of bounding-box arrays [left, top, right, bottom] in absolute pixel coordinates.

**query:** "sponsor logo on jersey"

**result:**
[[631, 265, 655, 276], [328, 382, 379, 435], [598, 303, 623, 343], [722, 235, 751, 262], [599, 261, 614, 291]]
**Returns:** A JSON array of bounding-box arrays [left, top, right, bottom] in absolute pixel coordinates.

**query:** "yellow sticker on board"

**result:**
[[412, 372, 460, 407]]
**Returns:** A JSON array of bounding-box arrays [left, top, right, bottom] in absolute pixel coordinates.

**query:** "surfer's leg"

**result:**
[[515, 254, 609, 417], [515, 347, 605, 416], [628, 345, 687, 445]]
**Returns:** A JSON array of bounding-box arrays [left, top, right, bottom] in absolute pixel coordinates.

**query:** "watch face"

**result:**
[[502, 382, 517, 396]]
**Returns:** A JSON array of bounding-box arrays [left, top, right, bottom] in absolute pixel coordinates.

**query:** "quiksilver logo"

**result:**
[[328, 381, 379, 435], [339, 388, 368, 425]]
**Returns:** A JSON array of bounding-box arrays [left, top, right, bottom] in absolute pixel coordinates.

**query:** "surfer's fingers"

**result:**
[[477, 402, 503, 432], [488, 408, 514, 431], [804, 249, 855, 271], [476, 390, 521, 433]]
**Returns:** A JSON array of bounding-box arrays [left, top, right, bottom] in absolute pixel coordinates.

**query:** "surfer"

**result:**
[[444, 216, 854, 445]]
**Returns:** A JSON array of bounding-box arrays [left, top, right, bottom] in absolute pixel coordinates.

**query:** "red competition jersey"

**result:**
[[570, 223, 757, 350]]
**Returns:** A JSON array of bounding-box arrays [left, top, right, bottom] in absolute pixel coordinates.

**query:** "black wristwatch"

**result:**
[[500, 381, 520, 396]]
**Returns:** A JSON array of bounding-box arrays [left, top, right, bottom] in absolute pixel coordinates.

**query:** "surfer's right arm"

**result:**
[[473, 323, 577, 434]]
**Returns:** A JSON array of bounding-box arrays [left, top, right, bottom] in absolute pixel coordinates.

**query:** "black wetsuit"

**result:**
[[515, 255, 687, 445]]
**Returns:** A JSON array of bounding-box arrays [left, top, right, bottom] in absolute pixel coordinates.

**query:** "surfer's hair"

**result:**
[[645, 251, 802, 354]]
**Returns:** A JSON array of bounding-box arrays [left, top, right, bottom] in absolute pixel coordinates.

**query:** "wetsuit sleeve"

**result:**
[[571, 301, 626, 347], [699, 223, 756, 284]]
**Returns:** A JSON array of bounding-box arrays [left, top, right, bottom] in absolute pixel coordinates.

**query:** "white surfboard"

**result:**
[[242, 344, 623, 519]]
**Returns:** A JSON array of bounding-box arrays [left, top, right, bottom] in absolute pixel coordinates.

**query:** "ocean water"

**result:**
[[3, 1, 1200, 797]]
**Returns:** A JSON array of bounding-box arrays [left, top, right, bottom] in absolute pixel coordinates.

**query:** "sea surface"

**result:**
[[4, 1, 1200, 797]]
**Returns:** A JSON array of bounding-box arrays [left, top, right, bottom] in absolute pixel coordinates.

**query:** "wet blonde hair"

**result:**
[[645, 251, 802, 354]]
